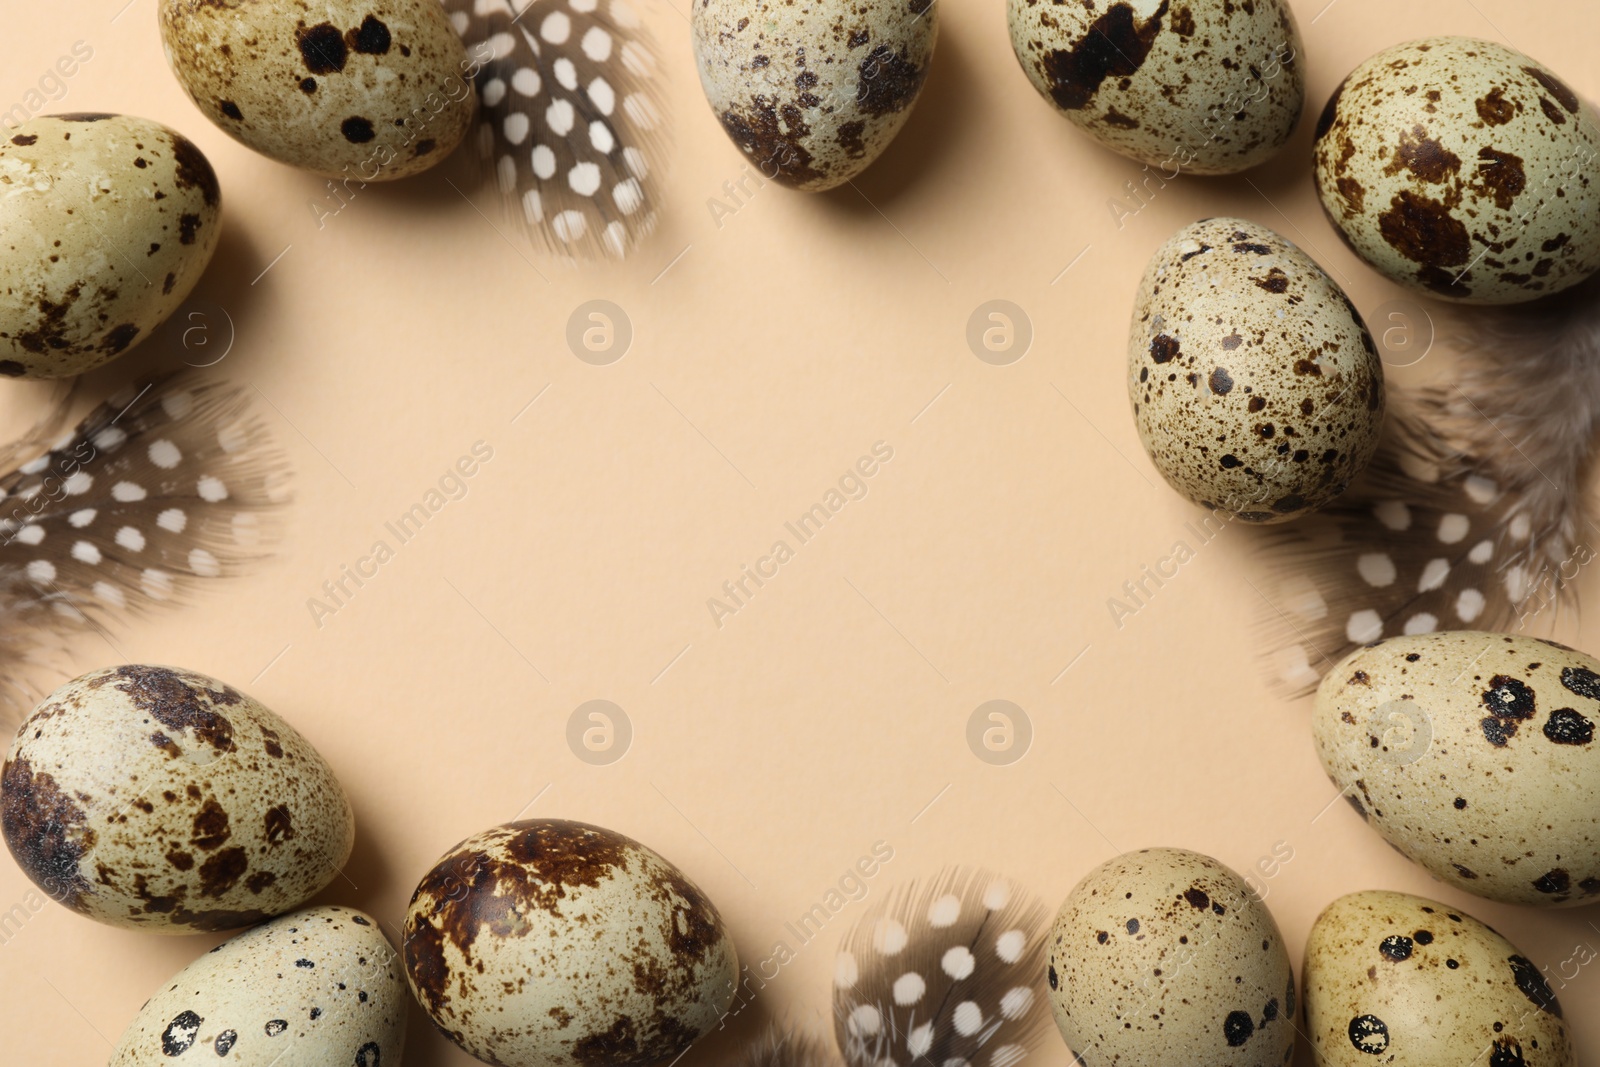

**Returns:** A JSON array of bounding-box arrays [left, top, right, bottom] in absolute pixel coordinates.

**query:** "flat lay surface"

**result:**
[[3, 0, 1599, 1063]]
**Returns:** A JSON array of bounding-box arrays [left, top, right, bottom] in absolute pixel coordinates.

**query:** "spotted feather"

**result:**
[[833, 871, 1050, 1067], [443, 0, 668, 258], [1256, 277, 1600, 694], [0, 375, 287, 721]]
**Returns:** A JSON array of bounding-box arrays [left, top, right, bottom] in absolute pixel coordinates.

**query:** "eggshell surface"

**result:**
[[1128, 216, 1385, 523], [403, 818, 738, 1067], [159, 0, 475, 180], [1007, 0, 1304, 174], [1303, 890, 1573, 1066], [1315, 631, 1600, 907], [692, 0, 939, 191], [1314, 36, 1600, 304], [110, 905, 407, 1065], [0, 113, 220, 380], [1047, 847, 1297, 1067], [0, 665, 354, 932]]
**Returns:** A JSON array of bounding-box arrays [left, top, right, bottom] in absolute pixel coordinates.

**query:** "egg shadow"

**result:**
[[684, 986, 780, 1067], [1039, 60, 1326, 240], [820, 25, 979, 215], [1232, 78, 1323, 208], [308, 798, 399, 926], [71, 216, 268, 402], [335, 140, 488, 221], [404, 1001, 474, 1063]]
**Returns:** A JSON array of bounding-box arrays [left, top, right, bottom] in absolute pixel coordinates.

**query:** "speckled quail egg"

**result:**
[[1008, 0, 1304, 174], [159, 0, 475, 180], [692, 0, 939, 191], [110, 905, 407, 1066], [1, 664, 354, 933], [403, 818, 738, 1067], [1315, 37, 1600, 305], [0, 114, 220, 380], [1129, 216, 1385, 523], [1316, 631, 1600, 907], [1047, 847, 1297, 1067], [1304, 890, 1573, 1066]]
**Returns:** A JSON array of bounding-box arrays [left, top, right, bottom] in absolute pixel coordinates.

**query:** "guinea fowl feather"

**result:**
[[0, 375, 287, 723], [722, 873, 1051, 1067], [832, 871, 1050, 1067], [1256, 278, 1600, 695], [442, 0, 669, 259]]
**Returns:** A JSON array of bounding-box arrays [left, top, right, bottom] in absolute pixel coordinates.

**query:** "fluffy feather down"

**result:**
[[0, 375, 286, 722], [1257, 277, 1600, 693], [723, 1029, 841, 1067]]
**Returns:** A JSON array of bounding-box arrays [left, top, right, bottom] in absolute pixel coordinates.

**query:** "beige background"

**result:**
[[4, 0, 1600, 1063]]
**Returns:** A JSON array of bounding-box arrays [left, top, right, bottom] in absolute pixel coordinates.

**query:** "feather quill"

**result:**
[[442, 0, 669, 259], [0, 374, 287, 722], [1256, 277, 1600, 694]]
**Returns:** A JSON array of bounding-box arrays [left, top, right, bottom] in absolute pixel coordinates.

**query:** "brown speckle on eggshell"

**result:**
[[692, 0, 939, 191], [0, 665, 354, 933], [1048, 847, 1297, 1066], [1128, 217, 1385, 523], [1007, 0, 1305, 174], [1314, 37, 1600, 305], [403, 818, 738, 1067], [158, 0, 475, 180]]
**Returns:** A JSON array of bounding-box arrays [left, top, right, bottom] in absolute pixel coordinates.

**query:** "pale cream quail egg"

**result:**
[[1129, 216, 1385, 523], [1316, 631, 1600, 907], [159, 0, 476, 180], [1048, 847, 1297, 1066], [1303, 890, 1573, 1065], [0, 114, 220, 379], [110, 905, 407, 1065]]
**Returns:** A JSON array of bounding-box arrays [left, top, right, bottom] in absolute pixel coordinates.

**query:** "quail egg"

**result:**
[[1008, 0, 1304, 174], [1315, 37, 1600, 304], [1129, 216, 1385, 522], [0, 114, 220, 379], [1047, 847, 1297, 1066], [159, 0, 476, 180], [403, 818, 738, 1067], [1, 665, 354, 932], [1316, 631, 1600, 906], [1303, 890, 1573, 1065], [110, 905, 407, 1065], [692, 0, 939, 191]]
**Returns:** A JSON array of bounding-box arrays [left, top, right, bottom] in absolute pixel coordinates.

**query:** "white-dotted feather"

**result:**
[[0, 375, 286, 721], [832, 871, 1049, 1067], [444, 0, 668, 258], [1257, 279, 1600, 694]]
